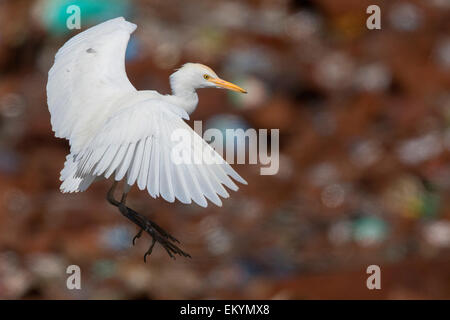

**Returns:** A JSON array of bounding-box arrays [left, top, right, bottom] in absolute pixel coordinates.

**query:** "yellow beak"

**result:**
[[209, 78, 247, 93]]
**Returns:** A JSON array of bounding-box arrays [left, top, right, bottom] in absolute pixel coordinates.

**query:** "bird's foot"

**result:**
[[139, 218, 191, 261], [144, 238, 156, 262], [118, 204, 191, 261], [132, 228, 143, 245], [142, 225, 191, 262]]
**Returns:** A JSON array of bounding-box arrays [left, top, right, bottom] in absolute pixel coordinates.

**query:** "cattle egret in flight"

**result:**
[[47, 17, 247, 261]]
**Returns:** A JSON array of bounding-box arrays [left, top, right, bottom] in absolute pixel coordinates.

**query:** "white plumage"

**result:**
[[47, 17, 247, 208]]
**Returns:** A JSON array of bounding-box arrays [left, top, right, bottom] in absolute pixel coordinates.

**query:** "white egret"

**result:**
[[47, 17, 247, 260]]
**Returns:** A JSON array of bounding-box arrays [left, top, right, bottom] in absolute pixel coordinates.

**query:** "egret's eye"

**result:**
[[203, 74, 210, 80]]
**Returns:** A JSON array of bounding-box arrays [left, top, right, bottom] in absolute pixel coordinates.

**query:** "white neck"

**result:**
[[168, 72, 199, 115]]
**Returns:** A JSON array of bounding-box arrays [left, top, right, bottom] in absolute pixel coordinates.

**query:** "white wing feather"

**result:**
[[61, 99, 247, 207], [47, 17, 137, 153]]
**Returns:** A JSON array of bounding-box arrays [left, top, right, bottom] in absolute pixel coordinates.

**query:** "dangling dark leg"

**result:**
[[106, 181, 191, 261], [107, 182, 180, 243]]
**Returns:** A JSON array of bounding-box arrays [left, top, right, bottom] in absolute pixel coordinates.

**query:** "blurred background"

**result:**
[[0, 0, 449, 299]]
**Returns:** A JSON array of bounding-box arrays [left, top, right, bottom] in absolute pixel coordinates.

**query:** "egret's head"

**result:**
[[170, 63, 247, 94]]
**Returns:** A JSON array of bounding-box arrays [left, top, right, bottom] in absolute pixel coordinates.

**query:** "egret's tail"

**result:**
[[60, 154, 97, 193]]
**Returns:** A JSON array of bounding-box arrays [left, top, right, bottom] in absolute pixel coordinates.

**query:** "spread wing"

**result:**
[[61, 99, 247, 207], [47, 17, 137, 153]]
